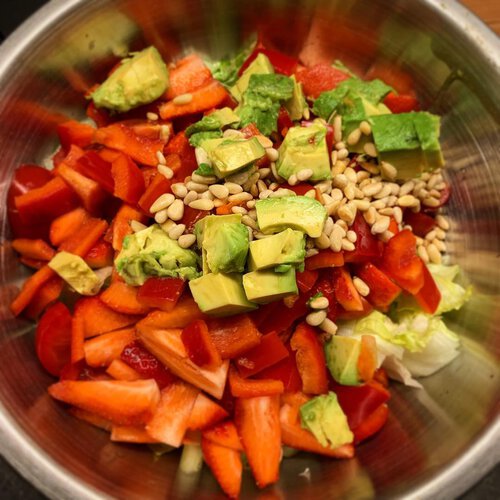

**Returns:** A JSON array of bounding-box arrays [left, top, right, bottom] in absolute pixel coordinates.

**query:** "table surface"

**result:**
[[0, 0, 498, 499]]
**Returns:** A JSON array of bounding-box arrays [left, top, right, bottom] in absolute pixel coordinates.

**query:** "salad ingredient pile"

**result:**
[[8, 39, 470, 498]]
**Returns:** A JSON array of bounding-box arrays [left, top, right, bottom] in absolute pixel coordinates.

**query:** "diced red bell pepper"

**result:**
[[137, 277, 186, 311], [239, 47, 298, 76], [414, 263, 441, 314], [290, 322, 328, 395], [403, 210, 436, 238], [229, 367, 284, 398], [235, 331, 289, 377], [138, 172, 172, 214], [182, 206, 209, 232], [239, 123, 261, 138], [202, 419, 243, 451], [84, 240, 114, 269], [86, 101, 111, 127], [258, 294, 310, 335], [35, 301, 72, 376], [15, 176, 79, 225], [353, 403, 389, 444], [83, 327, 136, 368], [57, 120, 95, 151], [357, 335, 377, 383], [383, 92, 419, 113], [57, 144, 85, 169], [71, 303, 86, 363], [295, 64, 350, 99], [181, 320, 223, 370], [381, 229, 425, 295], [59, 216, 108, 257], [164, 131, 198, 178], [165, 54, 213, 100], [24, 276, 64, 320], [332, 267, 364, 311], [187, 393, 228, 431], [305, 249, 344, 270], [12, 238, 55, 261], [336, 296, 374, 321], [331, 380, 390, 430], [355, 262, 401, 310], [207, 314, 262, 359], [344, 213, 384, 263], [120, 340, 176, 389], [50, 207, 89, 247], [75, 151, 114, 193], [111, 153, 146, 204], [277, 107, 294, 137], [284, 183, 315, 196], [100, 282, 151, 315], [311, 271, 341, 321], [296, 269, 319, 293]]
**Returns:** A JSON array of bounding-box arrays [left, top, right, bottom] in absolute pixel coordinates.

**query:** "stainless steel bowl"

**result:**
[[0, 0, 498, 498]]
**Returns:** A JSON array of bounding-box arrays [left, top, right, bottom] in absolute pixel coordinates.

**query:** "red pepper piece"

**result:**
[[229, 367, 284, 398], [202, 419, 243, 451], [383, 92, 419, 113], [403, 210, 436, 238], [25, 276, 64, 320], [290, 322, 328, 395], [111, 153, 146, 205], [332, 267, 364, 311], [258, 294, 310, 335], [284, 183, 315, 196], [381, 229, 425, 295], [181, 319, 223, 369], [121, 340, 176, 389], [239, 48, 298, 77], [344, 213, 384, 263], [295, 64, 350, 99], [12, 238, 55, 261], [137, 277, 186, 312], [100, 282, 151, 316], [414, 263, 442, 314], [57, 120, 95, 151], [35, 301, 72, 376], [235, 331, 288, 377], [305, 249, 344, 270], [182, 206, 209, 233], [336, 296, 374, 320], [50, 207, 89, 246], [75, 151, 114, 193], [138, 172, 172, 214], [86, 101, 111, 127], [164, 132, 198, 179], [59, 216, 108, 257], [353, 403, 389, 444], [208, 314, 262, 360], [277, 106, 294, 137], [84, 240, 114, 269], [296, 269, 319, 293], [187, 393, 228, 431], [331, 380, 390, 430], [165, 54, 213, 100], [355, 262, 401, 310]]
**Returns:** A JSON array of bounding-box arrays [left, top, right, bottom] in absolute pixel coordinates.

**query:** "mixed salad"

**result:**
[[8, 39, 471, 497]]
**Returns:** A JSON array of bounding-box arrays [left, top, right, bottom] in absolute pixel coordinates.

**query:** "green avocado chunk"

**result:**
[[195, 214, 249, 274], [189, 272, 257, 316], [242, 267, 298, 304], [91, 46, 169, 113], [324, 336, 363, 386], [48, 251, 101, 296], [277, 123, 331, 181], [255, 196, 327, 238], [115, 225, 200, 286], [299, 392, 354, 448], [185, 107, 241, 137], [412, 112, 444, 169], [231, 52, 274, 102], [285, 75, 307, 121], [248, 228, 305, 271], [208, 137, 265, 178]]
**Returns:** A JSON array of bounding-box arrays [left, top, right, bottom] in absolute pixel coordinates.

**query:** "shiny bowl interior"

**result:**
[[0, 0, 499, 498]]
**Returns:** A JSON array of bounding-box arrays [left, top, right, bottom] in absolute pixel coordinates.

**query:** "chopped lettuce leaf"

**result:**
[[237, 73, 294, 135], [193, 163, 215, 176], [312, 85, 349, 121], [188, 130, 222, 147], [208, 40, 255, 87], [186, 114, 223, 136], [382, 355, 423, 388], [428, 264, 472, 314]]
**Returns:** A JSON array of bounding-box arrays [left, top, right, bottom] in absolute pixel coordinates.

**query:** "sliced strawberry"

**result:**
[[201, 436, 242, 499], [83, 327, 136, 368], [146, 381, 199, 447], [234, 396, 281, 488], [202, 420, 243, 451], [48, 379, 160, 425], [187, 393, 228, 431]]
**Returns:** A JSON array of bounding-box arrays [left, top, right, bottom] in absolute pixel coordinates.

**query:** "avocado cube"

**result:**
[[189, 272, 257, 316], [231, 52, 274, 102], [285, 75, 307, 121], [209, 137, 265, 178], [413, 112, 444, 170], [277, 124, 331, 182], [248, 228, 305, 271], [370, 113, 425, 180], [242, 268, 298, 304], [255, 196, 327, 238], [324, 336, 362, 386]]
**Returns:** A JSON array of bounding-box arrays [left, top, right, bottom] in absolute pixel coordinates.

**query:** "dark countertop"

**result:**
[[0, 0, 498, 498]]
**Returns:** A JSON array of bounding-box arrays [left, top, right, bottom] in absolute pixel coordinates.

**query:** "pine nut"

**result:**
[[171, 183, 188, 198], [356, 171, 370, 182], [323, 217, 334, 236], [297, 168, 314, 182], [184, 190, 198, 205], [436, 215, 450, 230], [333, 115, 342, 142], [399, 181, 414, 196], [150, 193, 175, 213], [344, 167, 357, 183], [224, 182, 243, 194], [266, 148, 279, 162], [417, 245, 429, 263], [287, 174, 298, 186], [336, 219, 348, 232], [425, 230, 437, 241], [310, 296, 329, 310], [380, 161, 398, 181], [371, 199, 387, 210], [337, 148, 349, 160], [157, 164, 174, 180], [167, 224, 186, 240], [363, 142, 377, 157], [371, 216, 390, 234], [333, 174, 348, 189], [231, 206, 247, 215], [398, 194, 419, 207], [259, 189, 272, 199], [364, 206, 377, 225], [319, 318, 338, 336], [156, 151, 166, 165], [354, 199, 371, 211], [347, 128, 362, 146], [228, 192, 253, 203], [427, 243, 442, 264], [344, 183, 355, 200], [380, 230, 394, 242], [306, 309, 327, 326], [167, 199, 185, 221], [209, 184, 229, 199], [423, 197, 440, 207], [178, 234, 196, 248], [359, 121, 372, 136], [335, 141, 346, 151], [362, 182, 383, 197], [130, 220, 147, 233], [240, 215, 257, 230], [379, 207, 394, 216], [374, 184, 392, 200], [337, 203, 357, 225], [315, 232, 331, 250], [191, 173, 217, 185], [173, 93, 193, 105], [346, 230, 357, 243], [332, 160, 347, 176], [185, 181, 209, 193], [258, 167, 271, 180], [213, 199, 224, 208], [189, 199, 214, 211], [359, 161, 380, 175], [393, 206, 403, 224], [353, 277, 370, 296], [329, 228, 343, 252], [194, 147, 210, 167], [154, 209, 169, 224], [341, 239, 355, 251], [147, 112, 159, 121], [256, 135, 273, 148], [160, 220, 176, 232]]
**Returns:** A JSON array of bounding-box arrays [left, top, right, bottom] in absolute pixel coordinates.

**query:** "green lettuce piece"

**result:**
[[189, 130, 223, 147], [115, 225, 200, 285], [193, 163, 215, 176], [186, 115, 223, 136], [428, 264, 472, 314], [237, 73, 294, 136], [208, 40, 255, 87]]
